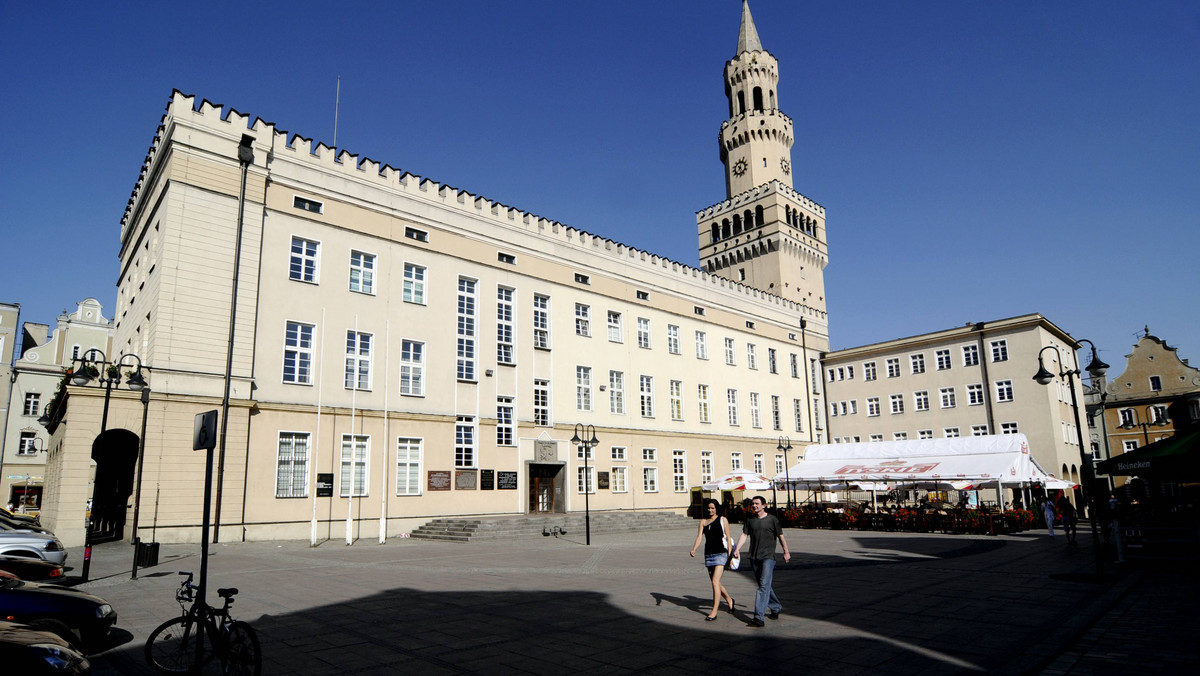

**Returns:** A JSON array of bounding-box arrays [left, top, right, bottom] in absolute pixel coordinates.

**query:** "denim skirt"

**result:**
[[704, 552, 730, 567]]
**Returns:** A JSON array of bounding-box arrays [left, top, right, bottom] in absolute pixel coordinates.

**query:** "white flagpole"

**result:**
[[311, 307, 326, 547], [380, 319, 390, 544], [347, 314, 357, 545]]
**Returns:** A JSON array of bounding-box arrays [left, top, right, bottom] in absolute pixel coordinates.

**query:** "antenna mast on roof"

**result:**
[[333, 76, 341, 150]]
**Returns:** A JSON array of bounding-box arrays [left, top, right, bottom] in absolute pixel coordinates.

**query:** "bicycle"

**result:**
[[144, 571, 262, 675]]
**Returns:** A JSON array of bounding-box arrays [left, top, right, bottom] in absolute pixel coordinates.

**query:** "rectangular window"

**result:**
[[575, 303, 591, 337], [534, 379, 550, 426], [293, 195, 323, 214], [496, 397, 514, 446], [18, 431, 38, 455], [496, 287, 515, 364], [673, 450, 687, 492], [1118, 408, 1134, 427], [637, 317, 651, 349], [886, 358, 900, 378], [863, 361, 877, 381], [283, 321, 315, 384], [276, 432, 310, 498], [670, 380, 683, 421], [403, 263, 426, 304], [695, 331, 708, 359], [23, 393, 41, 416], [730, 452, 742, 470], [944, 427, 960, 438], [727, 389, 739, 426], [791, 354, 799, 378], [574, 273, 590, 285], [775, 455, 784, 475], [1149, 375, 1162, 392], [636, 290, 649, 301], [344, 331, 372, 391], [910, 354, 926, 374], [867, 397, 880, 417], [971, 425, 989, 436], [894, 432, 908, 441], [747, 344, 758, 370], [698, 385, 711, 423], [455, 416, 476, 467], [348, 250, 375, 294], [1123, 440, 1138, 452], [793, 398, 804, 432], [497, 252, 516, 265], [936, 349, 951, 370], [701, 451, 714, 484], [768, 348, 778, 374], [643, 448, 658, 462], [914, 390, 929, 411], [963, 344, 979, 367], [643, 467, 658, 493], [749, 392, 761, 428], [396, 438, 422, 495], [667, 324, 680, 354], [611, 466, 627, 493], [754, 453, 764, 474], [607, 311, 623, 342], [533, 294, 550, 349], [771, 395, 782, 431], [404, 226, 428, 242], [639, 375, 655, 417], [990, 340, 1009, 362], [890, 394, 904, 414], [967, 383, 985, 405], [1001, 422, 1020, 434], [456, 278, 477, 380], [919, 429, 934, 440], [995, 379, 1014, 402], [940, 387, 956, 408], [577, 366, 593, 411], [725, 338, 736, 365], [611, 446, 627, 461], [870, 434, 884, 442], [577, 466, 596, 494], [339, 434, 369, 497], [400, 340, 424, 395], [289, 236, 319, 283], [609, 370, 625, 414]]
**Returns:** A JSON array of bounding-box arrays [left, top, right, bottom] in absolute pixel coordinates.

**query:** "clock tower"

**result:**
[[697, 0, 829, 312]]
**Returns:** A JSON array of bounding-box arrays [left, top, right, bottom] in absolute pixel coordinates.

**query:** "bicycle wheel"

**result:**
[[224, 621, 262, 676], [144, 616, 215, 674]]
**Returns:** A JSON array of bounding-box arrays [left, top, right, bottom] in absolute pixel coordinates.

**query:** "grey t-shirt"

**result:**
[[742, 513, 783, 560]]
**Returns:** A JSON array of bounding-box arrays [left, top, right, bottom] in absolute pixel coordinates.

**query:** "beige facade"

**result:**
[[2, 300, 113, 512], [822, 315, 1090, 487], [1087, 329, 1200, 486], [41, 3, 831, 546]]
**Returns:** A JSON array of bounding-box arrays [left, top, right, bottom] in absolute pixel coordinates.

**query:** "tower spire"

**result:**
[[736, 0, 763, 55]]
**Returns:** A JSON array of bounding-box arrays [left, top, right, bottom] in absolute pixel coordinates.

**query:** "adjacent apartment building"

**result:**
[[822, 314, 1089, 489], [40, 2, 831, 545]]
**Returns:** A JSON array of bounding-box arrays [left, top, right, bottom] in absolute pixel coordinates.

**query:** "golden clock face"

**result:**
[[732, 158, 747, 177]]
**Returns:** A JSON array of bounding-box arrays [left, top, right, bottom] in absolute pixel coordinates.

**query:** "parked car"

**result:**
[[0, 507, 41, 527], [0, 555, 65, 581], [0, 527, 67, 566], [0, 577, 117, 651], [0, 513, 54, 535], [0, 620, 90, 674]]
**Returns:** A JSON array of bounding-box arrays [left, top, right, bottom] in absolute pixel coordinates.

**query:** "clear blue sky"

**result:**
[[2, 1, 1197, 370]]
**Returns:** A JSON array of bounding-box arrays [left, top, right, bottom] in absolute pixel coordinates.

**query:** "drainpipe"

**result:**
[[974, 323, 996, 434]]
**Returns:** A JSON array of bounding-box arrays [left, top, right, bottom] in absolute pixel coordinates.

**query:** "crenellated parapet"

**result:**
[[120, 90, 823, 324], [697, 180, 824, 220]]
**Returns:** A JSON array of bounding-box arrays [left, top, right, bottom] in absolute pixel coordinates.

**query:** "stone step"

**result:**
[[409, 511, 695, 542]]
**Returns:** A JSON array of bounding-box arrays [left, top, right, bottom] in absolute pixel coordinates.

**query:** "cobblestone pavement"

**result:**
[[54, 521, 1197, 675]]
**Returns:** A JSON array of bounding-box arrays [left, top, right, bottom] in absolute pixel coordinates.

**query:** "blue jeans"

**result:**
[[749, 557, 782, 620]]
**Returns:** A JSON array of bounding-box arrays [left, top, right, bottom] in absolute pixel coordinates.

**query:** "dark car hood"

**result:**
[[0, 578, 108, 606], [0, 619, 74, 647]]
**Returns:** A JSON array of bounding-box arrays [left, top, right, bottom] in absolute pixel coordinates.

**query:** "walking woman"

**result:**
[[689, 498, 736, 621]]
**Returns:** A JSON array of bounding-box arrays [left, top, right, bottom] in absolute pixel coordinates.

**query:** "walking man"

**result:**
[[732, 495, 790, 627]]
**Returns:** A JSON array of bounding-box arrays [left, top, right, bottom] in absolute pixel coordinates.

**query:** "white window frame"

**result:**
[[725, 338, 736, 366], [455, 416, 476, 468], [910, 353, 925, 374], [577, 466, 597, 494], [643, 467, 659, 493], [695, 331, 708, 359], [276, 431, 310, 498], [283, 321, 315, 385], [339, 434, 369, 497], [967, 383, 985, 406], [890, 394, 904, 414], [867, 397, 880, 417], [747, 343, 758, 370], [863, 361, 877, 381], [607, 311, 623, 342], [611, 466, 627, 493], [669, 380, 683, 421], [496, 286, 515, 365], [730, 452, 742, 470], [344, 330, 372, 391], [749, 392, 762, 428], [963, 344, 979, 367], [637, 317, 651, 349], [940, 387, 956, 408], [611, 446, 627, 461], [575, 303, 591, 337], [886, 358, 900, 378], [400, 340, 424, 396], [396, 437, 423, 496], [23, 392, 41, 417], [456, 277, 477, 381], [577, 366, 593, 411], [995, 379, 1014, 403], [914, 390, 929, 411], [727, 388, 739, 426], [936, 349, 951, 370], [609, 370, 625, 415], [533, 294, 550, 349], [289, 236, 320, 283], [990, 340, 1009, 362], [496, 397, 515, 446], [701, 451, 714, 484], [534, 379, 550, 426], [698, 384, 711, 423], [402, 262, 426, 304], [667, 324, 680, 355], [348, 249, 375, 295], [639, 375, 655, 418], [672, 450, 687, 492]]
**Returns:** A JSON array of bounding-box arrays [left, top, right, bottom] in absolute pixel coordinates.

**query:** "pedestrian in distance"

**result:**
[[1058, 497, 1078, 544], [689, 498, 736, 621], [1042, 497, 1056, 537], [732, 495, 790, 627]]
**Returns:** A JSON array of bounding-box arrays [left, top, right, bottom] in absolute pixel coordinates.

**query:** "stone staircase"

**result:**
[[410, 511, 696, 543]]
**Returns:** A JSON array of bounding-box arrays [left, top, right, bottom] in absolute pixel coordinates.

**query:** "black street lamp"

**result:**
[[130, 387, 152, 579], [570, 423, 598, 546], [70, 350, 149, 582], [1118, 405, 1170, 446], [777, 436, 793, 508], [1032, 339, 1108, 576]]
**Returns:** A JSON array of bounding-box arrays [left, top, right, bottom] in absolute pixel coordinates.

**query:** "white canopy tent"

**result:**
[[774, 434, 1040, 507]]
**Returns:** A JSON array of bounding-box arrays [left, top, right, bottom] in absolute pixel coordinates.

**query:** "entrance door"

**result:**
[[89, 429, 139, 544], [528, 464, 562, 514]]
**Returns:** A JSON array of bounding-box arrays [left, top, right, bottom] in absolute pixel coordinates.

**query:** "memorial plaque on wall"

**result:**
[[455, 470, 477, 490], [427, 471, 451, 491], [497, 471, 519, 490], [535, 439, 558, 462], [597, 471, 610, 490], [480, 469, 495, 491], [316, 473, 334, 497]]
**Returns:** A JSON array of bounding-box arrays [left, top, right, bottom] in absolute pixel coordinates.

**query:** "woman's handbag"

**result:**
[[728, 552, 741, 570], [721, 516, 740, 569]]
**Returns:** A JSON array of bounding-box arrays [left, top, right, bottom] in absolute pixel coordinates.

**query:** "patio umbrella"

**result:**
[[701, 472, 776, 491], [1096, 427, 1200, 480]]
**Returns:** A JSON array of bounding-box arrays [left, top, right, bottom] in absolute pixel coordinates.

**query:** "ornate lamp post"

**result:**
[[1032, 339, 1108, 576], [571, 423, 598, 546], [777, 436, 793, 508], [70, 350, 148, 582], [1118, 405, 1170, 446]]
